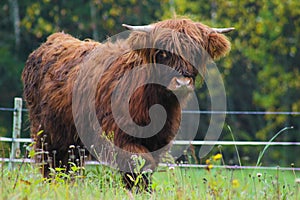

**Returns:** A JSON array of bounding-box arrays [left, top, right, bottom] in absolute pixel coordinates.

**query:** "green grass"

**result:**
[[1, 162, 299, 200], [1, 126, 298, 199]]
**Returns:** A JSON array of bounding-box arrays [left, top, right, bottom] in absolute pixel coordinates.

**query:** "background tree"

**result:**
[[0, 0, 168, 140], [167, 0, 300, 166], [0, 0, 299, 166]]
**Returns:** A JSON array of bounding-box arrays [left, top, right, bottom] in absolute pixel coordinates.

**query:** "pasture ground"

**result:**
[[1, 162, 299, 200]]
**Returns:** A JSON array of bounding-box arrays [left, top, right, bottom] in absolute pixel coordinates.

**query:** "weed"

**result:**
[[125, 155, 153, 193], [228, 125, 242, 167], [256, 126, 293, 167], [1, 127, 300, 199]]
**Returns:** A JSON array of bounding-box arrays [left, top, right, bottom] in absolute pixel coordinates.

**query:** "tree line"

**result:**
[[0, 0, 299, 166]]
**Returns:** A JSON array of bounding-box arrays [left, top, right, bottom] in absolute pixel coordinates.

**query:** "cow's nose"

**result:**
[[175, 77, 191, 87], [168, 76, 194, 91]]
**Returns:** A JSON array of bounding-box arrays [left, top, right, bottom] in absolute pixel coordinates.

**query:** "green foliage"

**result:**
[[0, 0, 167, 150], [126, 155, 153, 192], [166, 0, 300, 166], [1, 0, 300, 166], [1, 162, 299, 199], [0, 46, 23, 137], [0, 48, 23, 103]]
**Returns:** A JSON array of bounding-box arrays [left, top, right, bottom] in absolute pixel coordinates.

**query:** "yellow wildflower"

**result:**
[[232, 179, 240, 188], [206, 164, 213, 171], [212, 153, 222, 161], [205, 159, 210, 165], [205, 159, 213, 171]]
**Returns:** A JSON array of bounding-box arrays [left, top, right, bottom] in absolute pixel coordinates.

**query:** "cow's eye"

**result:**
[[159, 51, 167, 58], [155, 51, 169, 62]]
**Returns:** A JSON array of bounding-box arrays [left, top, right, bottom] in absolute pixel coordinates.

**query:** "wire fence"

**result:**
[[1, 97, 300, 171], [0, 107, 16, 112], [2, 158, 300, 171], [2, 106, 300, 115], [182, 110, 300, 115]]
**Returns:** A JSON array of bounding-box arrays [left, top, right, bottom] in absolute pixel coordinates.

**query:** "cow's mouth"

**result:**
[[167, 76, 194, 93]]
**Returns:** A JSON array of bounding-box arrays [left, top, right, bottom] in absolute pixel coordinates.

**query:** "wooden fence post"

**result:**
[[8, 97, 23, 170]]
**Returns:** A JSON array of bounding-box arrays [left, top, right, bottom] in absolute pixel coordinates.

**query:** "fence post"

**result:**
[[8, 97, 23, 170]]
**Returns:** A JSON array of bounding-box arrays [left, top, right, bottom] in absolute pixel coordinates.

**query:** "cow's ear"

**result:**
[[207, 32, 231, 60]]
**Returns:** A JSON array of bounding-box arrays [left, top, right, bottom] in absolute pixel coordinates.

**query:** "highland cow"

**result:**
[[22, 18, 233, 190]]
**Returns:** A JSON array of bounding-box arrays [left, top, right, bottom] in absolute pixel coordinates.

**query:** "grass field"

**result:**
[[1, 161, 299, 200]]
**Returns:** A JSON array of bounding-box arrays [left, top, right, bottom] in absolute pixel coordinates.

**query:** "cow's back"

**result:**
[[22, 33, 100, 151]]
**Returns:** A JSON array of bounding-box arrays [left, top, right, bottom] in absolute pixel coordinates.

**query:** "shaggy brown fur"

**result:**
[[22, 18, 232, 190]]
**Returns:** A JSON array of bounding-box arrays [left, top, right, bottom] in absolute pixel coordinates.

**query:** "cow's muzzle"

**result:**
[[168, 76, 194, 91]]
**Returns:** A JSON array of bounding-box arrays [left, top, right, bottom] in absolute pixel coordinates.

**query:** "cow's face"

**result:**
[[152, 49, 197, 96], [124, 18, 233, 99]]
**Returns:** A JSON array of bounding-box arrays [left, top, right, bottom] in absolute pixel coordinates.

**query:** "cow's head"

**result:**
[[123, 18, 233, 96]]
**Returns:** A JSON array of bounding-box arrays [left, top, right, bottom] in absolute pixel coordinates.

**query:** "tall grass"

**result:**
[[256, 126, 294, 167], [1, 126, 299, 199], [1, 159, 299, 199]]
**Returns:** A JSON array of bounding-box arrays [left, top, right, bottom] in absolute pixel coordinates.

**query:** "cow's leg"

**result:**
[[118, 143, 156, 192]]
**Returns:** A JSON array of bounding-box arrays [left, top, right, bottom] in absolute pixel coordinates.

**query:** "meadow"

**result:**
[[1, 159, 299, 200], [1, 126, 299, 199]]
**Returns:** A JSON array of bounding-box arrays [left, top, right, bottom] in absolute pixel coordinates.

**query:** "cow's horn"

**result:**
[[122, 24, 153, 32], [212, 27, 235, 33]]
